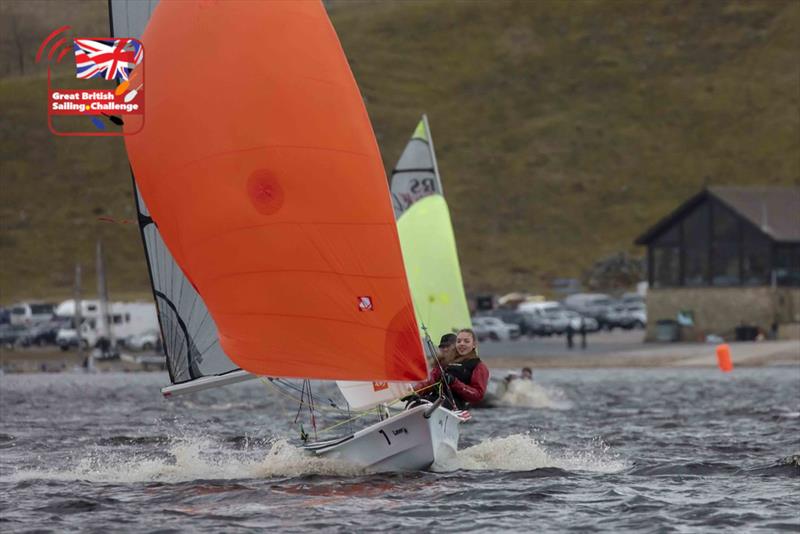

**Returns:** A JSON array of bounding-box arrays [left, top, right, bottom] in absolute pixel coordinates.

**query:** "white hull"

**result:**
[[303, 404, 461, 472]]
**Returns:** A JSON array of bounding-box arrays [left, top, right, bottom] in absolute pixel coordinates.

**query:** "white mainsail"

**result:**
[[110, 0, 254, 395]]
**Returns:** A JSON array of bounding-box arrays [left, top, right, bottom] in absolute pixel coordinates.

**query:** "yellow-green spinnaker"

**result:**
[[397, 194, 471, 343]]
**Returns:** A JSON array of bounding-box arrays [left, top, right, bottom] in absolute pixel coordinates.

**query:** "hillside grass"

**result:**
[[1, 0, 798, 303]]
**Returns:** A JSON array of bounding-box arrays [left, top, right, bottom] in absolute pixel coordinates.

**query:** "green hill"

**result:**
[[1, 0, 798, 303]]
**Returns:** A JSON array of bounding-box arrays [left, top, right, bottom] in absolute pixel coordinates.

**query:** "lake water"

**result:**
[[1, 367, 798, 532]]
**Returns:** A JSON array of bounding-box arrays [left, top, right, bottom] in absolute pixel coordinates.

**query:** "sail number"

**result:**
[[378, 427, 408, 446]]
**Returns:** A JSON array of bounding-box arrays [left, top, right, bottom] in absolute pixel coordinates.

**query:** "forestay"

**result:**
[[122, 1, 427, 382]]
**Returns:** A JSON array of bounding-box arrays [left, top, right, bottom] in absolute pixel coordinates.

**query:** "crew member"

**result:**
[[414, 328, 489, 410]]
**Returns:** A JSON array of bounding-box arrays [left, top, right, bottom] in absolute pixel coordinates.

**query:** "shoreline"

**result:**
[[1, 339, 797, 374]]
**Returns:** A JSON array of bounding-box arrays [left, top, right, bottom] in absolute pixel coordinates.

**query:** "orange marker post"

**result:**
[[716, 344, 733, 372]]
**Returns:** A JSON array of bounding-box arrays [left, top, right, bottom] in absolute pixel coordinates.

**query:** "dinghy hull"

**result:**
[[304, 404, 461, 471]]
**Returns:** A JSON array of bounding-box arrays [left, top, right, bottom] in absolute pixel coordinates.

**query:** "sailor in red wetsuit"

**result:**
[[415, 328, 489, 410]]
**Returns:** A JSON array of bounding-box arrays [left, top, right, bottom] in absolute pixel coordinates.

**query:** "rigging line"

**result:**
[[176, 264, 185, 327], [196, 336, 220, 357], [261, 378, 446, 439], [273, 378, 340, 408], [293, 380, 306, 424], [167, 243, 176, 309], [152, 233, 161, 295], [308, 380, 317, 441], [194, 308, 211, 344], [424, 326, 457, 408], [184, 281, 199, 337]]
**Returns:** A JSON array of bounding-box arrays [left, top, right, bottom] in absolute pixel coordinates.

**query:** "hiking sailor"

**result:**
[[414, 328, 489, 410]]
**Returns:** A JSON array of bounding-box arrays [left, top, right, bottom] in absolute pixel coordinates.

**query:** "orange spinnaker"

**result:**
[[123, 1, 426, 381]]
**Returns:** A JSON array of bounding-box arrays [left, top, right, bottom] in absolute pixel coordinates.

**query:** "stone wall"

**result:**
[[645, 287, 800, 341]]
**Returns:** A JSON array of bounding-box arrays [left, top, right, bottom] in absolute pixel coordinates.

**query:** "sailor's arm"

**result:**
[[413, 367, 442, 394], [450, 362, 489, 402]]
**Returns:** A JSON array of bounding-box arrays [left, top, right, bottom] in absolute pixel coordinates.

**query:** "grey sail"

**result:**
[[389, 114, 443, 218], [110, 0, 253, 394]]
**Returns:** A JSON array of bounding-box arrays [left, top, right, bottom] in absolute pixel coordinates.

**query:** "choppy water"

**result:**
[[1, 367, 798, 532]]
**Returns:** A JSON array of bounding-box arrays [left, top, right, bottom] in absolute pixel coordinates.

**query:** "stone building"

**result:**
[[635, 186, 800, 341]]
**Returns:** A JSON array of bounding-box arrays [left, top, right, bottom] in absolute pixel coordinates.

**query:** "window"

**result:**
[[652, 246, 680, 287], [741, 225, 770, 285], [712, 242, 740, 286], [711, 202, 740, 286], [712, 202, 738, 240], [30, 304, 54, 315], [683, 203, 709, 286], [775, 245, 800, 287]]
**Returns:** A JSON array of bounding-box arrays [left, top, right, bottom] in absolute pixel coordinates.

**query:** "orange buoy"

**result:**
[[716, 344, 733, 372]]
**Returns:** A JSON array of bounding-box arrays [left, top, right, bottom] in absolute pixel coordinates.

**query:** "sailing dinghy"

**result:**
[[117, 0, 466, 471]]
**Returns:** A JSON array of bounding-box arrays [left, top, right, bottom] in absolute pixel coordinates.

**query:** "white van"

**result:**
[[9, 302, 55, 326], [563, 293, 613, 316], [517, 300, 563, 316], [55, 300, 158, 349]]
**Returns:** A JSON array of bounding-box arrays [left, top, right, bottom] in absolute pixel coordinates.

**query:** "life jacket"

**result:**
[[445, 357, 481, 385], [444, 356, 481, 410]]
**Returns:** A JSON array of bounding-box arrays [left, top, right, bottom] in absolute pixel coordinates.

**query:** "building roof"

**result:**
[[635, 186, 800, 245]]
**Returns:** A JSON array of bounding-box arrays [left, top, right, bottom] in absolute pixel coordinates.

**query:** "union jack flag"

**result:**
[[73, 38, 142, 81]]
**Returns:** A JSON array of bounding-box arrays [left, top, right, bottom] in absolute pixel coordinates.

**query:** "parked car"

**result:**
[[125, 329, 162, 351], [56, 327, 85, 351], [471, 316, 520, 342], [564, 311, 599, 332], [520, 312, 555, 336], [621, 292, 645, 306], [539, 308, 599, 334], [24, 320, 67, 346], [0, 324, 30, 348], [564, 293, 615, 329], [484, 309, 528, 337], [517, 301, 562, 336], [604, 303, 647, 330], [603, 304, 631, 330], [626, 305, 647, 329]]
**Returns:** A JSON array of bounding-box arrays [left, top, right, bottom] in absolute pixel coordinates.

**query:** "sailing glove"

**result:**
[[443, 373, 456, 385]]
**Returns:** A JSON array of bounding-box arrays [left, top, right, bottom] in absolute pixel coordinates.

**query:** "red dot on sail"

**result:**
[[246, 171, 284, 215]]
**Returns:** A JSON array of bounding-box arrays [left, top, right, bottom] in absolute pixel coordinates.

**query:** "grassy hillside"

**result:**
[[1, 0, 798, 303]]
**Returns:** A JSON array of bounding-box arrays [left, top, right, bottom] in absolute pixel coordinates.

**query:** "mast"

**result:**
[[73, 263, 91, 370], [96, 239, 114, 353], [422, 114, 444, 196]]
